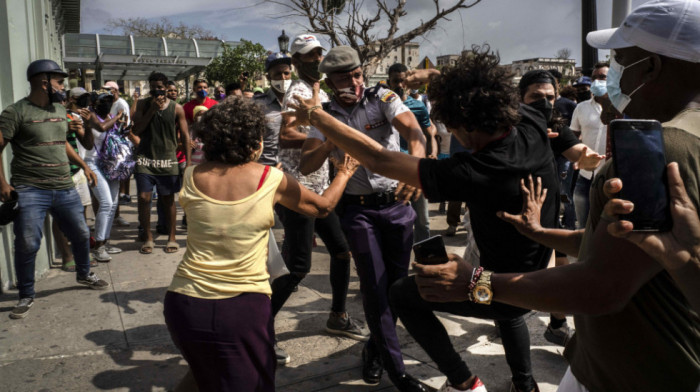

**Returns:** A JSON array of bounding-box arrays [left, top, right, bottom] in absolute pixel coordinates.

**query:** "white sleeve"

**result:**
[[377, 89, 409, 123], [570, 105, 582, 132]]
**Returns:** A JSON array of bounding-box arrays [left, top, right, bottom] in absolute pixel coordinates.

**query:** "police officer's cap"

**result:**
[[319, 46, 361, 74], [26, 59, 68, 81]]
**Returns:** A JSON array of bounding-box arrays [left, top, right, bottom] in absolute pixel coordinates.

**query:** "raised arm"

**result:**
[[299, 137, 334, 175], [175, 104, 191, 166], [288, 83, 422, 188], [276, 155, 358, 217], [497, 175, 584, 257]]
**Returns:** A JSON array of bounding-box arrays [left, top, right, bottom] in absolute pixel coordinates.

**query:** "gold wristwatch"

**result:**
[[472, 270, 493, 304]]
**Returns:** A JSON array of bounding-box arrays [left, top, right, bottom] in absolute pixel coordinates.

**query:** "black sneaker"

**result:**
[[326, 312, 370, 341], [394, 373, 429, 392], [77, 272, 110, 290], [10, 297, 34, 319], [362, 346, 383, 385], [544, 321, 574, 347], [274, 341, 290, 365]]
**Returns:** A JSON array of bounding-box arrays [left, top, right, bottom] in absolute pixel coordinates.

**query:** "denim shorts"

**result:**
[[135, 173, 181, 196]]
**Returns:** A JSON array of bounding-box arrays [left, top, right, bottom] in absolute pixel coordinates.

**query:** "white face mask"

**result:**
[[271, 79, 292, 94], [607, 53, 649, 113]]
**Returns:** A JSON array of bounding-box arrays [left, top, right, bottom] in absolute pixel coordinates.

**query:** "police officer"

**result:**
[[254, 52, 293, 166], [299, 46, 428, 392], [0, 60, 110, 319]]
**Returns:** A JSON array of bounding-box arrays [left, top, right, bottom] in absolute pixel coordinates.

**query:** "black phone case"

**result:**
[[413, 235, 448, 265], [610, 120, 672, 232]]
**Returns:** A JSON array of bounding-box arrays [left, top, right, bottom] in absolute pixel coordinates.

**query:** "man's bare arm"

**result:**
[[299, 138, 334, 175], [175, 104, 191, 166]]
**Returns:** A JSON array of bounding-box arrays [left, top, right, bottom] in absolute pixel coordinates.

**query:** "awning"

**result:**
[[62, 33, 239, 81]]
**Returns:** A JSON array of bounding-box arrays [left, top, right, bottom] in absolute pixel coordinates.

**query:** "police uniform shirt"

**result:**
[[254, 88, 283, 166], [307, 86, 409, 195]]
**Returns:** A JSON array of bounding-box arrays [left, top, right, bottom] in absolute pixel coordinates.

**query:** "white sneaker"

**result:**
[[92, 246, 112, 262], [114, 216, 130, 227], [105, 244, 122, 254]]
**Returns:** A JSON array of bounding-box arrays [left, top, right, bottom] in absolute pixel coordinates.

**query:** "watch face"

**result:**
[[475, 285, 492, 302]]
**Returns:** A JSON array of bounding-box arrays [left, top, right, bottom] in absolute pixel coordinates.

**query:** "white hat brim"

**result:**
[[586, 27, 635, 49]]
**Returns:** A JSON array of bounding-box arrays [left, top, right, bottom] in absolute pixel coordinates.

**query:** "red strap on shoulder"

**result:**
[[257, 165, 271, 190]]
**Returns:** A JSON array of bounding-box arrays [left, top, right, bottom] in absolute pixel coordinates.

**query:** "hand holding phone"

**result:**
[[413, 235, 449, 265], [611, 119, 671, 231]]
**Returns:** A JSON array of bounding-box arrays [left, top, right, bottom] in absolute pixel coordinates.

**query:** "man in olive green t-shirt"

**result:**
[[132, 72, 190, 255], [0, 60, 110, 320]]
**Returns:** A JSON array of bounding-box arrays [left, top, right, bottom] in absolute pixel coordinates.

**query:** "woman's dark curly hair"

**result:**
[[193, 96, 264, 165], [428, 45, 520, 134]]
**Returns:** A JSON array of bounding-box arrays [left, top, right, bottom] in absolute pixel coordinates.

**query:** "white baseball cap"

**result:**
[[587, 0, 700, 63], [290, 34, 325, 56]]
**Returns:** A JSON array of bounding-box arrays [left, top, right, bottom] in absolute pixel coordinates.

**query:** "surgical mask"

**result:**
[[196, 89, 208, 99], [527, 99, 553, 122], [607, 56, 649, 113], [336, 84, 365, 104], [576, 90, 592, 102], [271, 79, 292, 94], [297, 60, 322, 81], [590, 79, 607, 97]]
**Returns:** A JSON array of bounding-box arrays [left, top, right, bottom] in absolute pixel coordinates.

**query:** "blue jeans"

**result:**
[[573, 176, 592, 229], [86, 161, 119, 242], [411, 194, 430, 243], [13, 185, 91, 298]]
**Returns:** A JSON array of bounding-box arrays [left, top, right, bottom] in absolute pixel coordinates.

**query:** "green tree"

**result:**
[[205, 40, 268, 89]]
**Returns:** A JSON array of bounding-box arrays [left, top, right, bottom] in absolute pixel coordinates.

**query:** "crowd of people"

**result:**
[[0, 0, 698, 391]]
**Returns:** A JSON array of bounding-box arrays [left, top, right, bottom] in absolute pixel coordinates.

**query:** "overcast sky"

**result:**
[[81, 0, 650, 65]]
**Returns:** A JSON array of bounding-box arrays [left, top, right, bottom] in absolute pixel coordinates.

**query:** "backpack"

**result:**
[[97, 123, 135, 181]]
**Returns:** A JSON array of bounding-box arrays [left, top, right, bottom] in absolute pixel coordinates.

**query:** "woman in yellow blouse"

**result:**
[[163, 96, 358, 392]]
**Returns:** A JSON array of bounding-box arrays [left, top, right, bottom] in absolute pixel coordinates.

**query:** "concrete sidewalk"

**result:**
[[0, 200, 569, 391]]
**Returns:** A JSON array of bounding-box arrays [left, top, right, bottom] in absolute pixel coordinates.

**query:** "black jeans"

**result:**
[[390, 276, 536, 391], [271, 205, 351, 316]]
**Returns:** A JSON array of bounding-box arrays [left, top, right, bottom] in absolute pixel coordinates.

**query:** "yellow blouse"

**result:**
[[168, 165, 283, 299]]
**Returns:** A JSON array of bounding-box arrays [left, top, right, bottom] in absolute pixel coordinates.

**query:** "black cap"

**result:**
[[26, 59, 68, 81], [319, 46, 361, 74]]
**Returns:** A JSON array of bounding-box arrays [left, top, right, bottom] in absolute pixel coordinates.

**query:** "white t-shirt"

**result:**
[[570, 98, 606, 179], [110, 97, 130, 126], [435, 122, 451, 155]]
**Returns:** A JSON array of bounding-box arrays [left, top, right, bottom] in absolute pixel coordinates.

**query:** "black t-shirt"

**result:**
[[550, 124, 580, 156], [418, 104, 558, 273]]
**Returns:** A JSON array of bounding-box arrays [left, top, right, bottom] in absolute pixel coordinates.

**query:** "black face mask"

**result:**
[[46, 74, 66, 104], [528, 99, 553, 122], [297, 60, 322, 81], [576, 90, 592, 102]]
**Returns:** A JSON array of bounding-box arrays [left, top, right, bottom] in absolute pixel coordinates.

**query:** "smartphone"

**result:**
[[610, 119, 671, 232], [135, 86, 141, 94], [413, 235, 449, 265]]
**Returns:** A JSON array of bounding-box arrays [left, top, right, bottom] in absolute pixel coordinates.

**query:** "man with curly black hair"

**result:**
[[288, 45, 557, 392]]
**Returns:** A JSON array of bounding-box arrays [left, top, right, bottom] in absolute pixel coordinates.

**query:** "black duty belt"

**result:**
[[342, 190, 397, 207]]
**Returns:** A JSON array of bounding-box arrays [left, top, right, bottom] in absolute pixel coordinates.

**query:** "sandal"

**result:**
[[61, 258, 98, 272], [140, 240, 155, 254], [164, 241, 179, 254]]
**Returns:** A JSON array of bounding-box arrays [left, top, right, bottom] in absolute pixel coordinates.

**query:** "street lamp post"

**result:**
[[278, 30, 289, 54]]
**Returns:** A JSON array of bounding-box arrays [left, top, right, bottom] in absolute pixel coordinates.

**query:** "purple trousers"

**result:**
[[340, 202, 416, 379], [163, 291, 275, 392]]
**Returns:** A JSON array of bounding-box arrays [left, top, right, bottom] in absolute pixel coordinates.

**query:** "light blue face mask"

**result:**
[[607, 54, 649, 113], [590, 79, 607, 97]]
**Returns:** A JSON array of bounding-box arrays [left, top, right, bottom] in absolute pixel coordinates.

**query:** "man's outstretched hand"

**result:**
[[497, 175, 547, 237]]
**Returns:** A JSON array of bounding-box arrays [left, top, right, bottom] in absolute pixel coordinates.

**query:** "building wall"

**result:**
[[369, 42, 421, 86], [0, 0, 67, 292]]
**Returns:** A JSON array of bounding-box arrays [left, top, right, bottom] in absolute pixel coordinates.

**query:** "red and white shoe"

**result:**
[[439, 376, 487, 392]]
